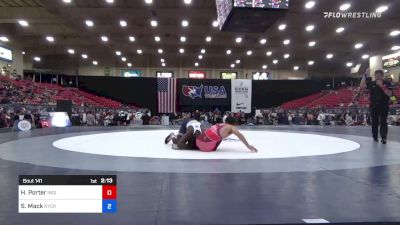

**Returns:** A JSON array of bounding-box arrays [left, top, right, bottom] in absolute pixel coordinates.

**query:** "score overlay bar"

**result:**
[[18, 175, 117, 213]]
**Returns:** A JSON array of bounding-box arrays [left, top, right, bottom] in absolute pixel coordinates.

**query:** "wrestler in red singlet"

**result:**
[[196, 117, 258, 153]]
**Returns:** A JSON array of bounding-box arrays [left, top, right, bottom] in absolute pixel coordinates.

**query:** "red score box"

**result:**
[[102, 185, 117, 199]]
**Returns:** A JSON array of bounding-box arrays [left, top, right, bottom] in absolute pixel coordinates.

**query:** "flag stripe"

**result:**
[[157, 78, 176, 113]]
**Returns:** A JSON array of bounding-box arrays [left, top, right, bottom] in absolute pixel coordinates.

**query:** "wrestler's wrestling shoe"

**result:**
[[164, 132, 175, 144]]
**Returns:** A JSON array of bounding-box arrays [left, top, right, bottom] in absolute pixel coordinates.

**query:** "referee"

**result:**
[[360, 69, 394, 144]]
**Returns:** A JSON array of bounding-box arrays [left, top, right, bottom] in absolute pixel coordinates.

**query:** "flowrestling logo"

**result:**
[[182, 85, 227, 99], [323, 12, 382, 19]]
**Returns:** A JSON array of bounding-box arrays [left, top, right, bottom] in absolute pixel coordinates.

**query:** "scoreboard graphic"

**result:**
[[233, 0, 289, 9], [18, 175, 117, 213], [216, 0, 289, 33]]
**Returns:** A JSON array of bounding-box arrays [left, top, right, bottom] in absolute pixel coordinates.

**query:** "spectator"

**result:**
[[345, 114, 354, 126], [86, 111, 96, 126], [141, 111, 151, 125]]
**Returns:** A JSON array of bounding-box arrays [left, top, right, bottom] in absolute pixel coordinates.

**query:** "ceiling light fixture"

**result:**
[[150, 20, 158, 27], [129, 36, 135, 42], [391, 46, 400, 51], [18, 20, 29, 27], [158, 49, 163, 54], [362, 54, 370, 59], [354, 43, 363, 49], [182, 20, 189, 27], [46, 36, 55, 42], [67, 49, 75, 54], [101, 36, 108, 42], [266, 51, 272, 56], [259, 38, 267, 45], [308, 61, 315, 66], [246, 50, 252, 56], [389, 30, 400, 37], [294, 66, 299, 70], [305, 1, 315, 9], [306, 24, 315, 32], [120, 20, 127, 27], [137, 49, 143, 54], [376, 5, 388, 13], [33, 56, 41, 62], [212, 20, 219, 27], [235, 37, 242, 43], [0, 36, 9, 42], [336, 27, 345, 33], [283, 39, 290, 45], [278, 24, 286, 31], [205, 36, 212, 42], [85, 20, 94, 27], [226, 49, 232, 55], [81, 54, 88, 59], [326, 53, 334, 59], [339, 3, 351, 11]]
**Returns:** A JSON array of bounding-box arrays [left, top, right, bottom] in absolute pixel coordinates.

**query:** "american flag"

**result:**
[[157, 78, 177, 113]]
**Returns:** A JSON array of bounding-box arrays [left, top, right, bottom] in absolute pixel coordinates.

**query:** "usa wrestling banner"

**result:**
[[178, 79, 231, 106], [231, 79, 252, 113]]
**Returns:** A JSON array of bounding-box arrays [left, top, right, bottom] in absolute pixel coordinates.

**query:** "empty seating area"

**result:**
[[281, 86, 400, 110], [0, 76, 123, 109], [281, 93, 324, 110], [307, 88, 355, 108]]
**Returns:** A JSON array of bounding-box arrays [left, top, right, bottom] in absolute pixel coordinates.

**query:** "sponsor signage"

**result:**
[[179, 79, 230, 106]]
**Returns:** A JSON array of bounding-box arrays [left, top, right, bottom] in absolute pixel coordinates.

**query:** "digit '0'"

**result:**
[[107, 190, 112, 196]]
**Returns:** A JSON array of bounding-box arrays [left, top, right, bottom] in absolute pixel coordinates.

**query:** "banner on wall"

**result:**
[[178, 79, 231, 106], [231, 79, 252, 113]]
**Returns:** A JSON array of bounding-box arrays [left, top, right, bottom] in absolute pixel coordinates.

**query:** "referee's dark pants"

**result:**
[[370, 104, 389, 140]]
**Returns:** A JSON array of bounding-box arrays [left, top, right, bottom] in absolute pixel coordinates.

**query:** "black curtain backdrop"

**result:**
[[78, 76, 157, 113], [252, 80, 325, 109], [77, 76, 327, 113]]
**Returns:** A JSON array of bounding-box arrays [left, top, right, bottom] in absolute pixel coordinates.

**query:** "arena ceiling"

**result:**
[[0, 0, 399, 74]]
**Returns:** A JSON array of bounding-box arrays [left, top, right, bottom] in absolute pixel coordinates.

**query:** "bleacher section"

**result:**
[[281, 93, 324, 110], [281, 86, 400, 110], [0, 76, 123, 109]]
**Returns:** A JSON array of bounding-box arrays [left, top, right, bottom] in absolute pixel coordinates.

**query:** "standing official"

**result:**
[[360, 69, 394, 144]]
